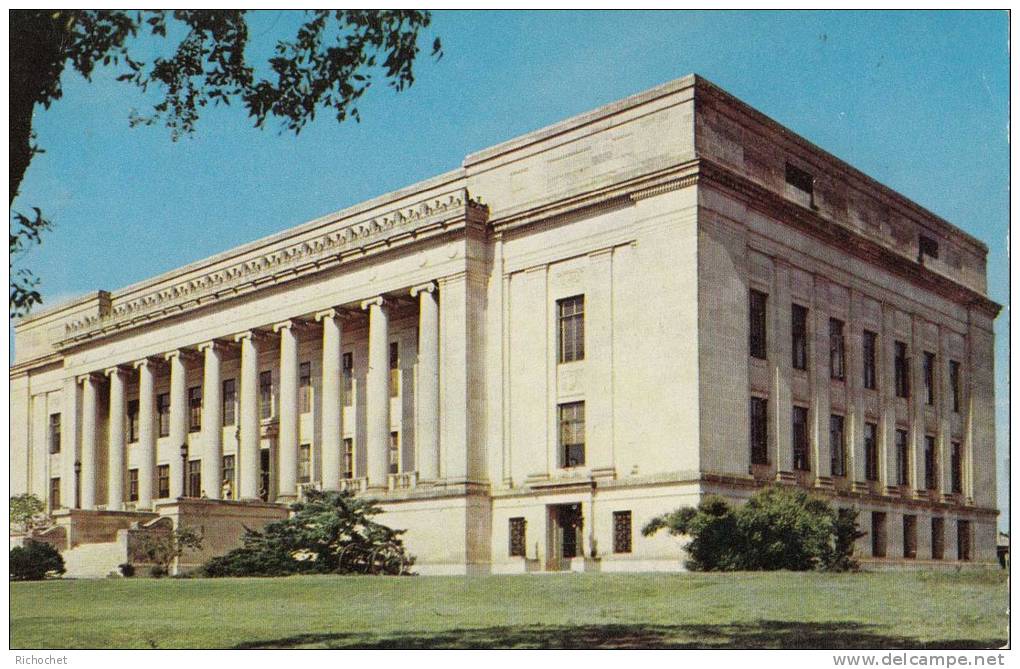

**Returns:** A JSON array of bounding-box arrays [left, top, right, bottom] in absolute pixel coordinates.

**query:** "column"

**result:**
[[316, 308, 343, 491], [362, 296, 390, 489], [880, 303, 899, 495], [235, 331, 261, 500], [275, 320, 300, 500], [910, 315, 927, 498], [166, 350, 188, 499], [412, 283, 440, 482], [585, 250, 616, 478], [105, 367, 127, 511], [61, 377, 80, 509], [812, 276, 832, 487], [848, 290, 868, 491], [937, 327, 953, 501], [134, 359, 156, 509], [772, 261, 794, 481], [198, 341, 224, 499], [79, 374, 100, 510]]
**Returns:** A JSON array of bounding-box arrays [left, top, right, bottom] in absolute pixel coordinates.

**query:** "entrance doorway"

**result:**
[[548, 503, 583, 570], [259, 448, 271, 502]]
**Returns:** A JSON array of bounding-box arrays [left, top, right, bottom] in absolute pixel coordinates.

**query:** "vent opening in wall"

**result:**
[[785, 162, 815, 207], [919, 234, 939, 262]]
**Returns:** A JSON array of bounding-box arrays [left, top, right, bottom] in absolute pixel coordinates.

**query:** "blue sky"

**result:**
[[13, 10, 1009, 525]]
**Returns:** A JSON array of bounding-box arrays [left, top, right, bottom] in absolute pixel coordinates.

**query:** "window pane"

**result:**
[[791, 304, 808, 370], [863, 331, 878, 390], [749, 290, 768, 359], [509, 517, 527, 557], [792, 406, 810, 471], [222, 379, 236, 426], [557, 296, 585, 363], [560, 401, 585, 467], [613, 511, 633, 553]]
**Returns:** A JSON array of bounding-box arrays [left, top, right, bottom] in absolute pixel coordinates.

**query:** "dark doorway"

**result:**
[[260, 448, 271, 502], [554, 503, 583, 561]]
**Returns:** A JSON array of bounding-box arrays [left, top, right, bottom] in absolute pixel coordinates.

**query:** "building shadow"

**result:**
[[233, 620, 1006, 650]]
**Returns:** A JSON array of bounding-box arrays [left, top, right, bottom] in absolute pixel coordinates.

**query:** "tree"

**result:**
[[10, 540, 66, 581], [643, 485, 864, 572], [10, 9, 442, 316], [203, 489, 413, 577], [135, 526, 204, 576], [9, 493, 48, 535]]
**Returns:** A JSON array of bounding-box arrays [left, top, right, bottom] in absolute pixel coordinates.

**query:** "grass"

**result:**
[[10, 569, 1008, 649]]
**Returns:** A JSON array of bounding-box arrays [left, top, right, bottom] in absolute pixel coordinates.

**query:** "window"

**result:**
[[830, 414, 846, 477], [48, 413, 61, 454], [157, 393, 170, 437], [128, 469, 139, 502], [50, 477, 61, 511], [389, 432, 399, 474], [613, 511, 633, 554], [187, 459, 201, 497], [924, 435, 936, 491], [750, 397, 768, 465], [509, 517, 527, 557], [157, 464, 170, 498], [919, 234, 939, 260], [389, 342, 399, 398], [791, 304, 808, 371], [895, 429, 909, 486], [951, 442, 963, 494], [299, 362, 312, 413], [957, 520, 972, 561], [222, 379, 236, 426], [127, 401, 139, 442], [792, 405, 810, 471], [749, 290, 768, 359], [298, 444, 311, 483], [188, 386, 202, 432], [863, 330, 878, 390], [259, 371, 273, 420], [871, 512, 887, 558], [559, 402, 586, 468], [557, 295, 585, 363], [903, 515, 917, 559], [222, 455, 235, 499], [864, 422, 879, 482], [931, 517, 945, 560], [923, 352, 936, 406], [829, 318, 845, 380], [785, 162, 814, 197], [894, 341, 910, 398], [342, 352, 354, 407], [949, 360, 961, 413], [343, 438, 354, 480]]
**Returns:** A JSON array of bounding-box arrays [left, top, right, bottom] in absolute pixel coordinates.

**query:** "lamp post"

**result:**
[[180, 443, 188, 498], [73, 460, 81, 509]]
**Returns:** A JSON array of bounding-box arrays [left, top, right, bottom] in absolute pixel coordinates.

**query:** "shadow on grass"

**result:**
[[234, 620, 1005, 650]]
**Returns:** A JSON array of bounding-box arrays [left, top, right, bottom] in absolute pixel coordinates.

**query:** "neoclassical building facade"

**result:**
[[10, 75, 1000, 574]]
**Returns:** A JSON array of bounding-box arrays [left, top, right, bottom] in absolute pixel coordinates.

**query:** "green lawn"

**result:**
[[10, 570, 1007, 649]]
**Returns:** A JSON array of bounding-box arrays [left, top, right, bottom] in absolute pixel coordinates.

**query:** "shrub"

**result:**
[[203, 489, 413, 577], [118, 562, 135, 577], [136, 526, 203, 575], [644, 485, 863, 572], [10, 540, 65, 581], [10, 494, 47, 534]]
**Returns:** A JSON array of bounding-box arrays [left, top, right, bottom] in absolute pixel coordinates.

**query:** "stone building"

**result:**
[[10, 75, 1000, 575]]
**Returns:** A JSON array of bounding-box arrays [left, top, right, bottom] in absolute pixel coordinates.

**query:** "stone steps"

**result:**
[[62, 541, 126, 579]]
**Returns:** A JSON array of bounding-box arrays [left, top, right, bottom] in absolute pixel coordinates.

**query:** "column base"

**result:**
[[851, 480, 870, 494], [775, 470, 797, 484], [814, 476, 834, 490]]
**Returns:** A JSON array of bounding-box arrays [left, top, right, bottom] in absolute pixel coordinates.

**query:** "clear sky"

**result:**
[[13, 10, 1009, 526]]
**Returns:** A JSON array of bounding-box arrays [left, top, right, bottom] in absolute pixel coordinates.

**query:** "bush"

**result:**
[[643, 485, 863, 572], [118, 563, 135, 578], [10, 540, 65, 581], [203, 489, 413, 577]]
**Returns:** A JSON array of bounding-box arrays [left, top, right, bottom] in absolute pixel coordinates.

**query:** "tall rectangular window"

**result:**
[[931, 517, 945, 560], [924, 435, 937, 491], [128, 469, 139, 502], [342, 352, 354, 407], [127, 400, 139, 442], [749, 290, 768, 359], [222, 379, 236, 426], [343, 438, 354, 480], [791, 304, 808, 371], [187, 459, 201, 497], [863, 330, 878, 390], [829, 318, 845, 380], [559, 401, 586, 468], [749, 397, 768, 465], [157, 464, 170, 498], [903, 515, 917, 559], [871, 512, 887, 558], [259, 371, 273, 420], [298, 444, 311, 483], [389, 432, 399, 474], [951, 441, 963, 494], [389, 342, 400, 398], [923, 352, 936, 406], [509, 517, 527, 557], [864, 422, 879, 482], [792, 405, 810, 471], [299, 362, 312, 413], [894, 341, 910, 398], [48, 413, 61, 454], [613, 511, 633, 554], [50, 477, 61, 511], [157, 393, 170, 437], [949, 360, 961, 413], [896, 429, 909, 486], [557, 295, 585, 363], [222, 455, 235, 499], [830, 414, 846, 477], [188, 386, 202, 432], [957, 520, 972, 561]]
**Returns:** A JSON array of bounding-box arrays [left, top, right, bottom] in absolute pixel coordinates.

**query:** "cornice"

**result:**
[[55, 189, 488, 350]]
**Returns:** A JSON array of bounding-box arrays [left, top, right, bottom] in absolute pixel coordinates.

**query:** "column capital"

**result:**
[[360, 295, 391, 311], [132, 355, 166, 370], [76, 372, 103, 385], [234, 329, 272, 344], [198, 339, 235, 354], [315, 307, 340, 322], [165, 348, 202, 364], [273, 318, 316, 334], [104, 365, 130, 379], [410, 281, 437, 297]]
